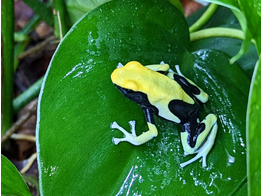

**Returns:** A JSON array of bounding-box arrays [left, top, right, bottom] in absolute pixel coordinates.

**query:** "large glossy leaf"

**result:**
[[37, 0, 250, 195], [1, 155, 32, 196], [65, 0, 184, 25]]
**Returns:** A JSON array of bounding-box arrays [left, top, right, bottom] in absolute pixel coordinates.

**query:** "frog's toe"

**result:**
[[111, 121, 133, 136], [111, 121, 140, 145], [128, 120, 136, 129], [128, 120, 137, 136], [112, 136, 133, 145], [110, 121, 119, 129], [112, 137, 122, 145], [112, 133, 140, 146]]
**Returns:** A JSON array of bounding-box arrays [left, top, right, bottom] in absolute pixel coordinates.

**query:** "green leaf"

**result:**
[[21, 174, 40, 194], [13, 77, 44, 114], [65, 0, 112, 24], [37, 0, 250, 195], [65, 0, 184, 25], [238, 0, 261, 53], [189, 3, 218, 33], [1, 155, 32, 196], [168, 0, 184, 15], [22, 0, 53, 26], [232, 180, 247, 195], [246, 57, 261, 196], [187, 6, 258, 79], [203, 0, 261, 62], [53, 0, 72, 38]]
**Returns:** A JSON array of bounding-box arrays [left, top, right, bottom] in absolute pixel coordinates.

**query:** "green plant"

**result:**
[[1, 0, 14, 136], [1, 0, 260, 195], [1, 155, 32, 196]]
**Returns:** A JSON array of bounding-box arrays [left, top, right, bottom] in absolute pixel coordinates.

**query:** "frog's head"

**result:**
[[111, 61, 144, 92]]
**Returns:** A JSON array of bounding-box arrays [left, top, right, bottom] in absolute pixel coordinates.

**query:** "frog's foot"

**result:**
[[180, 122, 218, 168], [111, 121, 140, 146]]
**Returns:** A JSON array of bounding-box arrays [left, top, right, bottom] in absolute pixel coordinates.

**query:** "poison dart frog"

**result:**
[[110, 61, 218, 167]]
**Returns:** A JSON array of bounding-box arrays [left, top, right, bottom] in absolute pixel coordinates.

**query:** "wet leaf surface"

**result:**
[[37, 0, 252, 195]]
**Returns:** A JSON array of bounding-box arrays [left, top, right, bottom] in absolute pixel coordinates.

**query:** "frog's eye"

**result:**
[[124, 81, 138, 91]]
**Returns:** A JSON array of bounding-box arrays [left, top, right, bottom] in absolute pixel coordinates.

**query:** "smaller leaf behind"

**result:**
[[188, 6, 258, 79], [1, 155, 32, 196], [65, 0, 184, 26], [168, 0, 184, 15], [65, 0, 112, 24], [202, 0, 259, 63], [22, 0, 53, 26]]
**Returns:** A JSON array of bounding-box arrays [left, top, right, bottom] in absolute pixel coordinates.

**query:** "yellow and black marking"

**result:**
[[111, 61, 218, 167]]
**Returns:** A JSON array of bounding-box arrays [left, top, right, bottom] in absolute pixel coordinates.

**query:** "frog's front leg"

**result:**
[[111, 108, 158, 146], [111, 120, 138, 145], [111, 121, 158, 146], [180, 114, 218, 167]]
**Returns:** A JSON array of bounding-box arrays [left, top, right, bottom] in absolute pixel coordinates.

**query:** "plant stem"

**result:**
[[11, 134, 36, 142], [1, 99, 38, 144], [21, 14, 41, 35], [14, 14, 42, 70], [1, 0, 14, 136], [20, 152, 37, 173], [53, 0, 71, 38], [189, 3, 218, 33], [190, 28, 255, 64], [190, 27, 245, 42], [14, 40, 30, 71], [17, 35, 57, 60], [13, 77, 43, 114]]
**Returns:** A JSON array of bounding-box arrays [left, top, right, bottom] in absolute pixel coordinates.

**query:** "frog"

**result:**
[[110, 61, 218, 167]]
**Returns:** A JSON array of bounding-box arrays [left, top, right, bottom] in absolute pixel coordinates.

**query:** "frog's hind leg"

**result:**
[[194, 114, 217, 151], [168, 65, 209, 103], [180, 114, 218, 168]]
